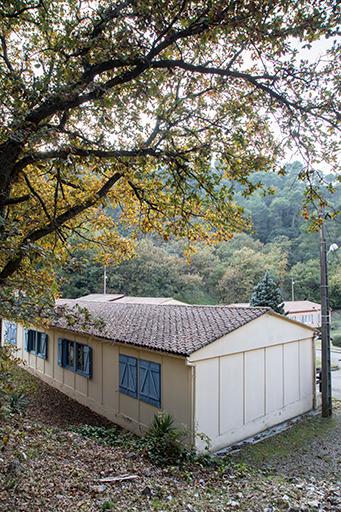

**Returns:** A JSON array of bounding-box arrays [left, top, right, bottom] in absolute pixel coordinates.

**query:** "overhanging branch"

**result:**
[[0, 172, 123, 283], [13, 146, 162, 174]]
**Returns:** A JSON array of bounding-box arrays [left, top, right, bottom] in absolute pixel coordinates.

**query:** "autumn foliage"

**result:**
[[0, 1, 339, 320]]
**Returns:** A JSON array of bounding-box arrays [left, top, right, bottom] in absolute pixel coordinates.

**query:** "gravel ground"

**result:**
[[0, 371, 340, 512]]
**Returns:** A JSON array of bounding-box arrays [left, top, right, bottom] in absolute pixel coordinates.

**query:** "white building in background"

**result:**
[[283, 301, 322, 328], [229, 300, 322, 328]]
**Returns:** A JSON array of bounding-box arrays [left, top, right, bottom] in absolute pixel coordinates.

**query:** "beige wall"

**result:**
[[11, 324, 193, 436], [189, 313, 315, 452]]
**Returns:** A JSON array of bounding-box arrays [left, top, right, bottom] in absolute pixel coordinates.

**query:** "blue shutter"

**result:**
[[27, 330, 34, 352], [10, 323, 17, 346], [139, 360, 161, 408], [83, 345, 93, 378], [36, 331, 41, 355], [29, 330, 37, 353], [119, 355, 137, 398], [4, 321, 17, 346], [62, 339, 68, 367], [57, 338, 64, 367], [40, 333, 48, 359], [24, 329, 29, 351]]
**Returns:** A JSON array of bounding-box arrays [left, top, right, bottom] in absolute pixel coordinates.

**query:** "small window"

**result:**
[[37, 333, 48, 359], [3, 321, 17, 346], [25, 329, 48, 359], [76, 343, 86, 372], [29, 330, 37, 353], [57, 339, 92, 378], [65, 340, 75, 369], [119, 355, 161, 408]]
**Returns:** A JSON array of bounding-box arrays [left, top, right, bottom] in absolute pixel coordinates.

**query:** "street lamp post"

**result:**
[[103, 265, 107, 295], [319, 220, 333, 417], [291, 278, 295, 302]]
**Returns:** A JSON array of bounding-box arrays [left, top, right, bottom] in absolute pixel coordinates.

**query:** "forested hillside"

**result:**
[[60, 163, 341, 307]]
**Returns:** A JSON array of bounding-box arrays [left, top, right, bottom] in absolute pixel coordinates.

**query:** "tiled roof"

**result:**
[[76, 294, 124, 302], [283, 301, 321, 313], [53, 301, 268, 356], [76, 294, 186, 305]]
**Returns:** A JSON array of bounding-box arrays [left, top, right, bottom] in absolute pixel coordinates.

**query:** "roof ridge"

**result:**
[[61, 299, 269, 310]]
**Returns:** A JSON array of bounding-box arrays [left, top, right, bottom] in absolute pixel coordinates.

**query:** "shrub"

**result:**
[[144, 412, 190, 465], [9, 392, 29, 413], [73, 414, 212, 468], [332, 333, 341, 347], [101, 500, 116, 511], [0, 345, 35, 418], [71, 425, 121, 446]]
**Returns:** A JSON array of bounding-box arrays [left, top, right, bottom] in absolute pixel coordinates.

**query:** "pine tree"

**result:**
[[250, 271, 285, 314]]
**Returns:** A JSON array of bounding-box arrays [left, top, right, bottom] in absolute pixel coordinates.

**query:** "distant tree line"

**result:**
[[60, 163, 341, 308]]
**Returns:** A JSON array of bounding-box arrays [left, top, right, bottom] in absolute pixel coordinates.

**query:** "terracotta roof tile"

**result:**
[[53, 301, 268, 356]]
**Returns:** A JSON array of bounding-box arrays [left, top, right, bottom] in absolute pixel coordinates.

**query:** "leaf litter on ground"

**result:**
[[1, 370, 340, 511]]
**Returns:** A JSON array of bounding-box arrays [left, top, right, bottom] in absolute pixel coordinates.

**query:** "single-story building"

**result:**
[[1, 296, 316, 452]]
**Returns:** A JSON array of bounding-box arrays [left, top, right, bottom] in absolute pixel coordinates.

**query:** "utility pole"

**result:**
[[291, 278, 295, 302], [320, 217, 332, 417], [103, 265, 107, 295]]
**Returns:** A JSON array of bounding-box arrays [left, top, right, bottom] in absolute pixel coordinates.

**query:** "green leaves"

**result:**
[[0, 0, 339, 321], [250, 271, 285, 314]]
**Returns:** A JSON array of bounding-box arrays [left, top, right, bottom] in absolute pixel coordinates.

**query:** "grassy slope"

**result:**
[[1, 370, 341, 512], [331, 310, 341, 346]]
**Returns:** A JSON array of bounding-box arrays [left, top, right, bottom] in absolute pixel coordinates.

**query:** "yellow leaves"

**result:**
[[2, 433, 9, 448], [302, 207, 310, 220]]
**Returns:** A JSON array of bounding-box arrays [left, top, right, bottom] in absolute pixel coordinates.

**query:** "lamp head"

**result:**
[[328, 243, 339, 253]]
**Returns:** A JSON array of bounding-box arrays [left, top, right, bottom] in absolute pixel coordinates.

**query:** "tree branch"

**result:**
[[13, 146, 161, 175], [150, 59, 339, 127], [0, 34, 15, 73], [0, 172, 123, 283], [0, 194, 31, 206], [0, 0, 43, 19]]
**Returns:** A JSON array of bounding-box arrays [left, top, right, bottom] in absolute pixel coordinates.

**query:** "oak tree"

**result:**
[[0, 0, 339, 320]]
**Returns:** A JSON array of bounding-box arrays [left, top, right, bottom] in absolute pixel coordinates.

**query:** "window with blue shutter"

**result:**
[[58, 339, 92, 378], [28, 330, 36, 353], [139, 360, 161, 408], [65, 340, 75, 370], [25, 330, 48, 359], [119, 355, 137, 398], [3, 321, 17, 346], [27, 330, 37, 353], [74, 342, 92, 378], [119, 355, 161, 408], [24, 329, 29, 351], [82, 345, 93, 378], [37, 333, 48, 359], [57, 338, 64, 366]]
